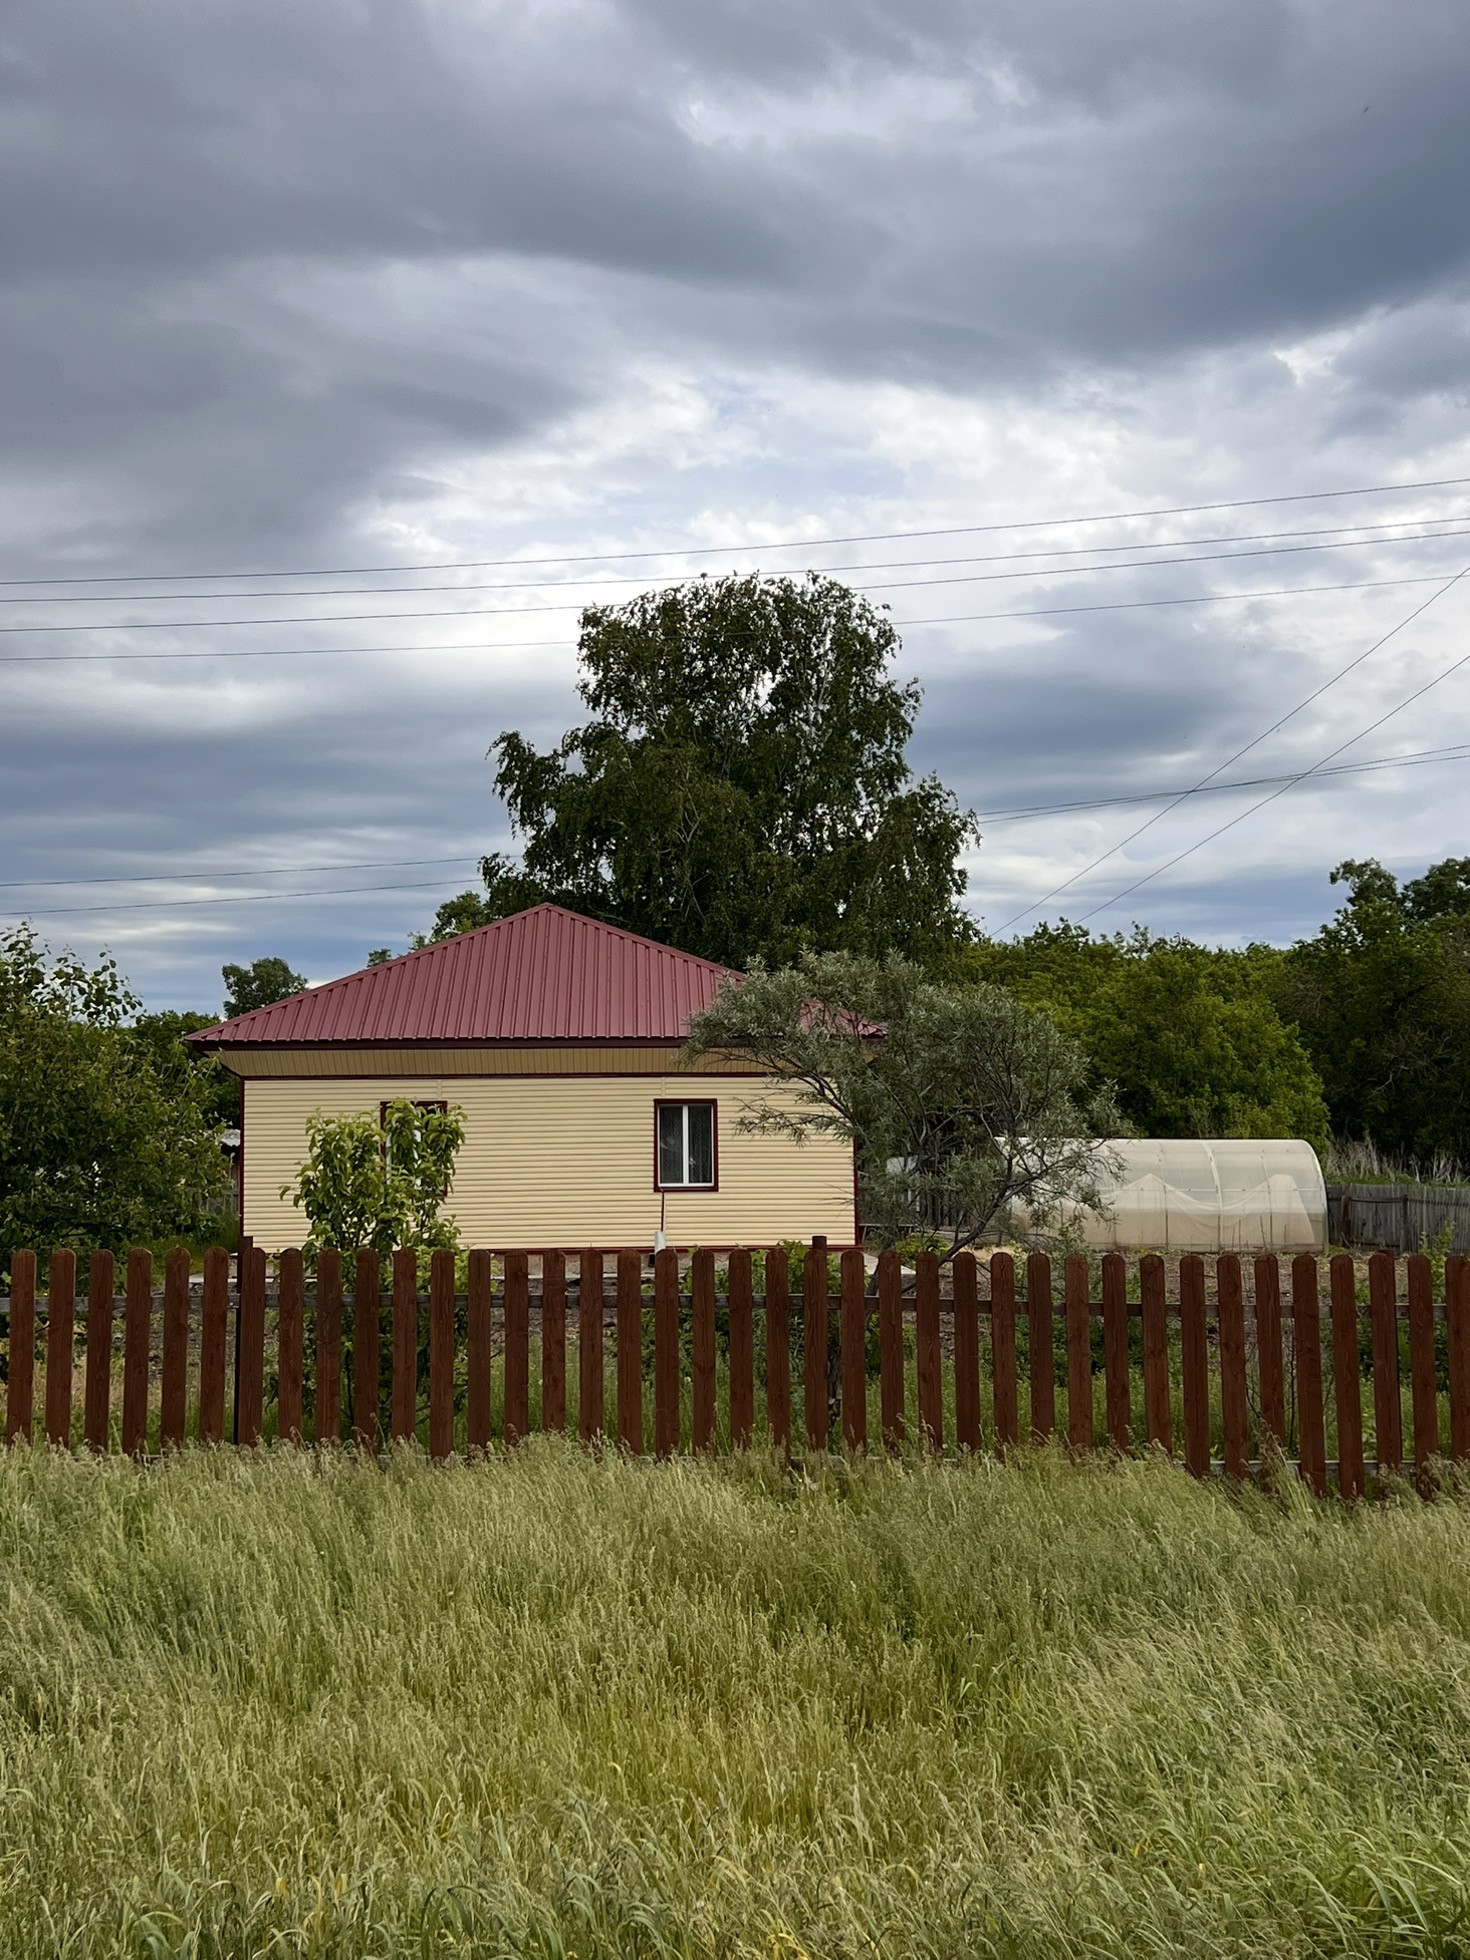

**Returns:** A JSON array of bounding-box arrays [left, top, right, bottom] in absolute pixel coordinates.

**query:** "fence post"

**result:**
[[840, 1247, 868, 1454], [6, 1250, 35, 1447], [44, 1249, 75, 1448], [121, 1249, 151, 1457], [429, 1247, 456, 1460], [803, 1236, 829, 1452], [159, 1248, 189, 1450], [83, 1250, 114, 1453], [1026, 1254, 1055, 1442], [233, 1235, 252, 1445]]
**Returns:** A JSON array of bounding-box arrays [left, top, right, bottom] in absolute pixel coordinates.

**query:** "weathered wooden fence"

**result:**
[[4, 1241, 1470, 1496], [1328, 1180, 1470, 1257]]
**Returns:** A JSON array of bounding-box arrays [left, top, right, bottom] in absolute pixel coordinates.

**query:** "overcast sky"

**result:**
[[4, 0, 1470, 1011]]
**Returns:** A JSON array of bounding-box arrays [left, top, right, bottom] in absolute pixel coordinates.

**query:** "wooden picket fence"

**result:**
[[5, 1240, 1470, 1496]]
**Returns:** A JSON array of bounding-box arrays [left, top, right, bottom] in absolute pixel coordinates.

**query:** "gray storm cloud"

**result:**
[[1, 0, 1469, 1004]]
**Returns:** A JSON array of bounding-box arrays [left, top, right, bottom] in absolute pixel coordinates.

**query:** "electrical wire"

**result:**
[[994, 562, 1470, 931], [1064, 579, 1470, 924], [8, 740, 1470, 921], [5, 524, 1470, 634], [6, 472, 1469, 586], [0, 573, 1451, 665], [973, 741, 1470, 823], [0, 854, 478, 893], [2, 878, 466, 921], [6, 511, 1466, 606]]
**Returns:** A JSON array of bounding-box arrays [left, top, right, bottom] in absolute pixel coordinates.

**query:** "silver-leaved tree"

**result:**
[[685, 951, 1119, 1257]]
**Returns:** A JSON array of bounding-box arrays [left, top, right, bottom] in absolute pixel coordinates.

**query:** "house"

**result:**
[[188, 904, 857, 1251]]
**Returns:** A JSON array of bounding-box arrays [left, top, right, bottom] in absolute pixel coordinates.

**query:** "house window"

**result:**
[[655, 1101, 717, 1190]]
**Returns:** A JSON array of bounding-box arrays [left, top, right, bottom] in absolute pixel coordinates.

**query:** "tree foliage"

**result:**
[[685, 952, 1117, 1256], [130, 1010, 241, 1131], [431, 574, 977, 969], [0, 928, 227, 1272], [282, 1098, 465, 1257], [968, 925, 1328, 1152], [222, 956, 307, 1020], [1279, 859, 1470, 1162]]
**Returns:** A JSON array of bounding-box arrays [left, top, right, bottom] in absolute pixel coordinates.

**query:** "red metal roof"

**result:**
[[189, 905, 738, 1046]]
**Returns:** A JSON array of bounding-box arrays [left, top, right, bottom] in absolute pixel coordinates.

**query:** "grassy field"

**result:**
[[2, 1447, 1470, 1957]]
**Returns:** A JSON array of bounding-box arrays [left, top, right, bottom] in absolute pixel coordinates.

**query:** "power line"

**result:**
[[6, 511, 1466, 606], [0, 854, 478, 894], [0, 573, 1450, 666], [5, 524, 1470, 634], [3, 878, 464, 921], [7, 472, 1469, 587], [1065, 575, 1470, 924], [7, 746, 1464, 909], [995, 561, 1470, 931], [974, 742, 1470, 823]]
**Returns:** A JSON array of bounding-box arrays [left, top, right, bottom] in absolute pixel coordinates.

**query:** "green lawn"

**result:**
[[2, 1443, 1470, 1956]]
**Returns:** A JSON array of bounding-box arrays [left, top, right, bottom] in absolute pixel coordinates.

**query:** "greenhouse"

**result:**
[[1070, 1138, 1327, 1255]]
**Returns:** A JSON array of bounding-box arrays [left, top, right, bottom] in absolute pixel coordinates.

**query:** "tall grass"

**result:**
[[2, 1443, 1470, 1956]]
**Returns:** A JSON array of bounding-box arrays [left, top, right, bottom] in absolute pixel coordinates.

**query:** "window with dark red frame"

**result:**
[[655, 1101, 716, 1189]]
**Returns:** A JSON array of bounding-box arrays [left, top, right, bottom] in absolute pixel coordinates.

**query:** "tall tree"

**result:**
[[0, 928, 227, 1270], [1280, 859, 1470, 1162], [221, 955, 307, 1020], [969, 926, 1328, 1152], [430, 574, 977, 970]]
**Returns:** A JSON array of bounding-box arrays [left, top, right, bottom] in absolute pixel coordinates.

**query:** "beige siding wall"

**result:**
[[243, 1072, 855, 1249]]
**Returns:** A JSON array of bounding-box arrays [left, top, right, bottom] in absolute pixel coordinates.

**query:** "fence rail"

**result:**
[[4, 1241, 1470, 1496]]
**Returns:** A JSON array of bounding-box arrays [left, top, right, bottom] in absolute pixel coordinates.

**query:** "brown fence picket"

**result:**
[[579, 1251, 603, 1442], [390, 1249, 418, 1445], [877, 1248, 904, 1452], [839, 1249, 868, 1453], [353, 1250, 380, 1450], [236, 1247, 267, 1447], [1448, 1256, 1470, 1461], [159, 1247, 189, 1449], [1367, 1249, 1402, 1474], [728, 1249, 754, 1448], [504, 1250, 530, 1446], [45, 1248, 76, 1447], [1101, 1253, 1130, 1452], [1254, 1255, 1287, 1451], [1027, 1253, 1055, 1441], [1217, 1255, 1248, 1480], [915, 1253, 942, 1450], [953, 1251, 980, 1454], [692, 1249, 717, 1452], [803, 1241, 829, 1451], [277, 1249, 304, 1444], [83, 1251, 114, 1453], [317, 1249, 343, 1447], [766, 1247, 791, 1457], [653, 1247, 679, 1456], [429, 1248, 456, 1460], [617, 1250, 643, 1453], [198, 1247, 229, 1445], [542, 1251, 567, 1434], [1293, 1255, 1327, 1494], [466, 1248, 491, 1450], [7, 1249, 36, 1447], [120, 1248, 150, 1456], [1330, 1253, 1365, 1498], [1140, 1253, 1171, 1453], [990, 1251, 1019, 1453], [1406, 1253, 1438, 1477], [1179, 1254, 1209, 1478], [1065, 1254, 1092, 1452]]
